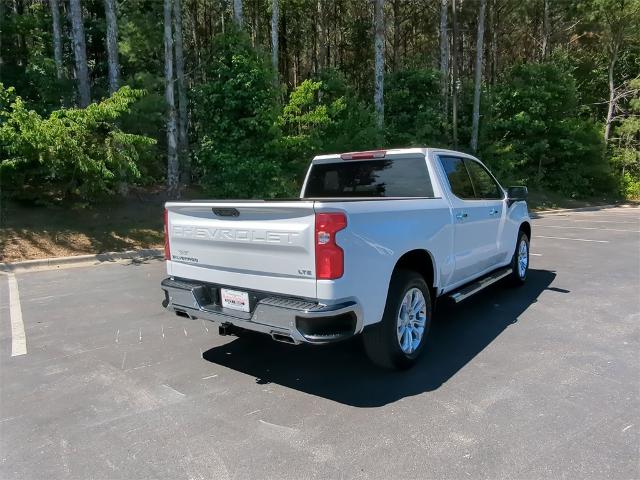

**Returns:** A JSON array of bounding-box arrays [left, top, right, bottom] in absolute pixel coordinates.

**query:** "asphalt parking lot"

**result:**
[[1, 206, 639, 479]]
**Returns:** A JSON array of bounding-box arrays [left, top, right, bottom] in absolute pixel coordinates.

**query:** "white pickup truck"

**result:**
[[161, 148, 531, 369]]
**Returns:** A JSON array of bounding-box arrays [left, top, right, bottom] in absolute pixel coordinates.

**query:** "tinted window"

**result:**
[[465, 160, 503, 199], [439, 156, 474, 199], [304, 157, 434, 198]]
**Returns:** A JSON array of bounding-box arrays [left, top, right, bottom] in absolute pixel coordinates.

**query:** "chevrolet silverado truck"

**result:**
[[161, 148, 531, 369]]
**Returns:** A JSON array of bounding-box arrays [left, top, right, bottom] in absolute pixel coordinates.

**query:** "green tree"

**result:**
[[0, 85, 156, 200], [190, 30, 285, 198], [610, 78, 640, 197], [484, 63, 612, 195], [385, 69, 448, 148], [278, 70, 377, 181]]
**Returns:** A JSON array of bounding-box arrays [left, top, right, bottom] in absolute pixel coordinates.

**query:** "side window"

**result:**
[[464, 160, 503, 199], [439, 156, 475, 199]]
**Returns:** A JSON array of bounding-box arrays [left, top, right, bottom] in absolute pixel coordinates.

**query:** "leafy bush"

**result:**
[[609, 78, 640, 198], [484, 63, 612, 196], [0, 85, 156, 201], [190, 30, 288, 198], [385, 68, 448, 148], [278, 70, 377, 182]]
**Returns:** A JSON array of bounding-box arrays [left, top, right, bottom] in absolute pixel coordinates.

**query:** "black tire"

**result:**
[[508, 230, 529, 286], [363, 269, 432, 370]]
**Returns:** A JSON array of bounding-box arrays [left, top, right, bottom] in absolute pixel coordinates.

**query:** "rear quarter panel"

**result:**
[[316, 198, 454, 329]]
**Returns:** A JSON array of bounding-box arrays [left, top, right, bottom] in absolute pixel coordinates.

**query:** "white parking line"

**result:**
[[570, 219, 639, 225], [535, 225, 640, 233], [534, 235, 609, 243], [571, 213, 640, 220], [6, 274, 27, 356], [530, 253, 542, 256]]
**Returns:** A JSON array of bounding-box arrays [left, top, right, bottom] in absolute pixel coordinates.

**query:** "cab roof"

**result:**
[[311, 147, 477, 164]]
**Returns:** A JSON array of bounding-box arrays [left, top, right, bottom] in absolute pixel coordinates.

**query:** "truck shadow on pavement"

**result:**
[[202, 269, 558, 407]]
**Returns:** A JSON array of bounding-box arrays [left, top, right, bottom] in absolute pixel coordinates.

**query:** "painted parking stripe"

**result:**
[[535, 225, 640, 233], [7, 274, 27, 356], [564, 219, 637, 225], [534, 235, 609, 243], [570, 214, 640, 220]]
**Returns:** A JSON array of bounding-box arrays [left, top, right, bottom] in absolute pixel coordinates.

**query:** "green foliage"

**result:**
[[118, 73, 166, 182], [385, 68, 448, 148], [118, 1, 164, 75], [483, 63, 612, 196], [0, 85, 156, 201], [191, 30, 287, 198], [610, 78, 640, 197], [278, 70, 377, 181], [2, 0, 637, 203], [1, 2, 74, 113]]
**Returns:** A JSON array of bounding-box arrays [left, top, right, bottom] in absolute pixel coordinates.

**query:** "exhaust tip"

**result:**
[[271, 332, 296, 344]]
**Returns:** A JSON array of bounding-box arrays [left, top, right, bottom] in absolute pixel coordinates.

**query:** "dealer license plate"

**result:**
[[220, 288, 250, 313]]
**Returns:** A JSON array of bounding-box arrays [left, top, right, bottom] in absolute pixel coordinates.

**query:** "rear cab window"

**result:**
[[303, 157, 435, 198]]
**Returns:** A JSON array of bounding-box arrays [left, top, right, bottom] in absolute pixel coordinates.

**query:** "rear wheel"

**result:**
[[508, 230, 529, 286], [363, 270, 432, 370]]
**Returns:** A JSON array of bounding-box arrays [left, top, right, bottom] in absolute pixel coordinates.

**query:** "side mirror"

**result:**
[[507, 186, 528, 207]]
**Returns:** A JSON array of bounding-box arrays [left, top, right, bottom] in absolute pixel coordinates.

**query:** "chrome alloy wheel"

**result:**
[[396, 288, 427, 355], [518, 238, 528, 279]]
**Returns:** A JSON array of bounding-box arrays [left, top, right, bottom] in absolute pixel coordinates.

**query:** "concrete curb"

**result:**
[[0, 248, 163, 273], [531, 203, 637, 217]]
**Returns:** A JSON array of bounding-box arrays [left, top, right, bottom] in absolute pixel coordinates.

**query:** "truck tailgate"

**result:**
[[166, 201, 317, 299]]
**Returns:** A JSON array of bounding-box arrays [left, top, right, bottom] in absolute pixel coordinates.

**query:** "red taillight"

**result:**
[[163, 208, 171, 260], [315, 212, 347, 280], [340, 150, 386, 160]]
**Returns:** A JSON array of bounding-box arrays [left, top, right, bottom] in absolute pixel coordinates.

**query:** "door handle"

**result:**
[[456, 212, 468, 221], [489, 208, 500, 216]]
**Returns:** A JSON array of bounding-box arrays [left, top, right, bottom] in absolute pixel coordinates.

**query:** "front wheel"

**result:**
[[508, 230, 529, 286], [363, 270, 432, 370]]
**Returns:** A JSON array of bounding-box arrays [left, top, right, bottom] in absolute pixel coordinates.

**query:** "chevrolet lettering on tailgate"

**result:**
[[172, 225, 303, 245]]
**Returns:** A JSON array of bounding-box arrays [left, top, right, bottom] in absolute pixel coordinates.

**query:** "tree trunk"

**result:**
[[439, 0, 449, 116], [51, 0, 64, 80], [271, 0, 279, 76], [69, 0, 91, 107], [282, 4, 289, 87], [541, 0, 549, 60], [451, 0, 459, 148], [391, 0, 400, 71], [604, 44, 618, 145], [174, 0, 190, 184], [12, 0, 26, 68], [470, 0, 486, 152], [233, 0, 243, 27], [164, 0, 179, 196], [489, 0, 497, 84], [104, 0, 120, 94], [317, 0, 327, 71], [220, 0, 225, 34], [190, 0, 202, 80], [374, 0, 385, 132], [0, 1, 4, 78]]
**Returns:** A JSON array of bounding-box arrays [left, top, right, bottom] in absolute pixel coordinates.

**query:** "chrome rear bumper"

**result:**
[[161, 277, 362, 344]]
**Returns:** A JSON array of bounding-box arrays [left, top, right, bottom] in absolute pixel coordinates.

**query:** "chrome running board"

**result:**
[[448, 267, 512, 304]]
